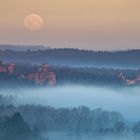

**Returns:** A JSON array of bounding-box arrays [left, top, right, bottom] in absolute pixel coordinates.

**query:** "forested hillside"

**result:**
[[0, 103, 140, 137], [0, 62, 139, 87], [0, 48, 140, 68]]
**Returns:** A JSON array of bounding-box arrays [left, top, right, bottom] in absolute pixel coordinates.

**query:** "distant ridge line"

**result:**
[[0, 44, 50, 51], [0, 44, 140, 52]]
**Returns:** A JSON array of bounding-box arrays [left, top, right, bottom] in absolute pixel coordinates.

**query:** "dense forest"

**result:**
[[1, 95, 140, 138], [52, 66, 139, 86], [1, 102, 140, 139], [0, 62, 139, 87], [0, 47, 140, 68]]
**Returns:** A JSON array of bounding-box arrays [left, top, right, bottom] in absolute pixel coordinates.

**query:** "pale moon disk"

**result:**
[[24, 14, 44, 31]]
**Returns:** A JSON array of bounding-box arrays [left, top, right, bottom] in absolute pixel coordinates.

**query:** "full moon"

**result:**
[[24, 14, 44, 31]]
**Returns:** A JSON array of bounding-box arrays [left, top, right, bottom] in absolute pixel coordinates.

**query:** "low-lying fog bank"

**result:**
[[46, 132, 140, 140], [0, 85, 140, 121]]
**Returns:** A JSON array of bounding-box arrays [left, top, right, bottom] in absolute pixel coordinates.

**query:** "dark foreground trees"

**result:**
[[0, 105, 140, 138], [0, 112, 34, 140]]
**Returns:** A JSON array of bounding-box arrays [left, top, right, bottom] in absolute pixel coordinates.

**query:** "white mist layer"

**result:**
[[1, 85, 140, 121], [46, 132, 140, 140]]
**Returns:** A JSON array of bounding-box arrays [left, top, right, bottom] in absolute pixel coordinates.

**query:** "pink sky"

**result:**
[[0, 0, 140, 50]]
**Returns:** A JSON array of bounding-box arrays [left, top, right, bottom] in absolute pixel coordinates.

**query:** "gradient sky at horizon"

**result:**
[[0, 0, 140, 50]]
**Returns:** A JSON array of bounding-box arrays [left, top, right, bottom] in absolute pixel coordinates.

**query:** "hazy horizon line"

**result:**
[[0, 43, 140, 52]]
